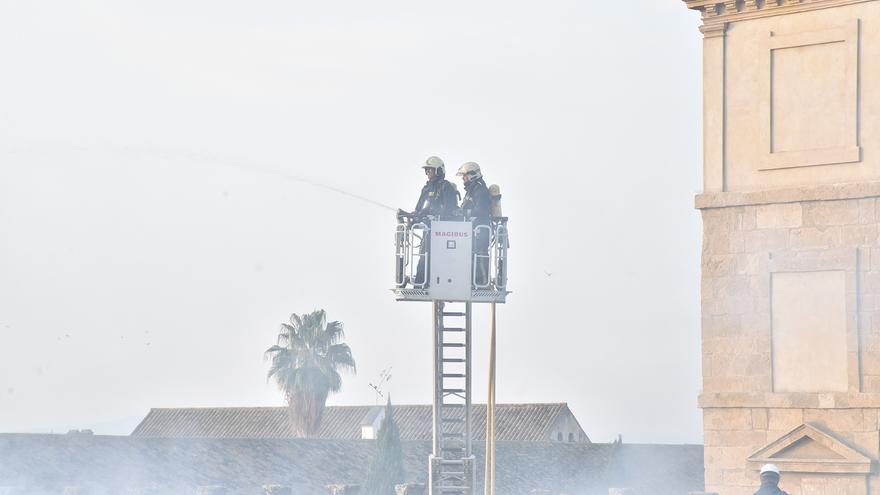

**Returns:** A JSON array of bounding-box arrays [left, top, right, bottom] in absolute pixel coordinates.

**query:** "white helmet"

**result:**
[[456, 162, 482, 180], [760, 464, 780, 475], [423, 156, 446, 177]]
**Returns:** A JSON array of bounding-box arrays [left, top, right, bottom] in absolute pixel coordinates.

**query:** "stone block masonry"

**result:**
[[697, 185, 880, 495]]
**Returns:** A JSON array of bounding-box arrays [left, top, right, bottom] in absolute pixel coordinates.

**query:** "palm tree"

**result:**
[[265, 309, 356, 437]]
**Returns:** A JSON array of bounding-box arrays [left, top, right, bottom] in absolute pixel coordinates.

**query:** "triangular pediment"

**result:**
[[748, 423, 872, 474], [775, 436, 845, 460]]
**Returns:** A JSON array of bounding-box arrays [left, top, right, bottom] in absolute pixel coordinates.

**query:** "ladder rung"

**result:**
[[442, 373, 466, 378], [442, 358, 465, 363], [442, 312, 466, 317], [442, 327, 465, 332], [442, 388, 465, 393], [442, 432, 464, 438], [440, 459, 465, 465], [441, 343, 465, 348], [441, 403, 465, 408]]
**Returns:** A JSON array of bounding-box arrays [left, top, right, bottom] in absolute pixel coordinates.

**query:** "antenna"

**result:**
[[368, 367, 392, 405]]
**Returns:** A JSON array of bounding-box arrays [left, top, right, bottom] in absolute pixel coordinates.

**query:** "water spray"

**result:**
[[121, 145, 400, 212], [6, 143, 399, 213]]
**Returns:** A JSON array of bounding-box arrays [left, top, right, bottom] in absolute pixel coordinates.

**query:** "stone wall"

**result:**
[[680, 1, 880, 494], [701, 195, 880, 394], [702, 406, 877, 494], [685, 0, 880, 193], [699, 190, 880, 495], [701, 198, 880, 393]]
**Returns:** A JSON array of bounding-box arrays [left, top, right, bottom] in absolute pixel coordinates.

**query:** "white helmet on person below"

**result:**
[[760, 464, 780, 475], [456, 162, 482, 180], [422, 156, 446, 178]]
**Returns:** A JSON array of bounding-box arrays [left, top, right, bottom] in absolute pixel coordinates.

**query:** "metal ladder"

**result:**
[[430, 301, 475, 495]]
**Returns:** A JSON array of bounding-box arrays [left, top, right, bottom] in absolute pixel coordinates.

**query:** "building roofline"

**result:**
[[557, 403, 591, 443], [144, 402, 570, 410]]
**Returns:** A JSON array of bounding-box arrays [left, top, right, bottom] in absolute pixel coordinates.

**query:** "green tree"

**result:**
[[363, 397, 405, 495], [264, 310, 356, 437]]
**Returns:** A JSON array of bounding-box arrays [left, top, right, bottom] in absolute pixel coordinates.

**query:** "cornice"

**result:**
[[683, 0, 877, 35], [694, 180, 880, 209], [699, 392, 880, 408]]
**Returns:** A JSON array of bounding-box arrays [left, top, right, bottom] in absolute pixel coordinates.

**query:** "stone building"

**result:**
[[682, 1, 880, 494]]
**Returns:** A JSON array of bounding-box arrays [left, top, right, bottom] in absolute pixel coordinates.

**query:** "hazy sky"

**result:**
[[0, 1, 705, 443]]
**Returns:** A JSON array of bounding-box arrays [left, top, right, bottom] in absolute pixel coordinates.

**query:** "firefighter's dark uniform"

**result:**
[[462, 177, 491, 287], [414, 178, 459, 218], [754, 479, 789, 495], [413, 177, 459, 286]]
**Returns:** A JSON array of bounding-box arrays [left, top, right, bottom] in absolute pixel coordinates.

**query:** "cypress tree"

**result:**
[[363, 397, 404, 495]]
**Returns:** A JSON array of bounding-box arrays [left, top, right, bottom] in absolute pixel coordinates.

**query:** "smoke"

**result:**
[[0, 434, 704, 495]]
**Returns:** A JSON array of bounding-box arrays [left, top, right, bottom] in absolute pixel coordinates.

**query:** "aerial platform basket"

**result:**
[[392, 211, 509, 495], [393, 214, 509, 304]]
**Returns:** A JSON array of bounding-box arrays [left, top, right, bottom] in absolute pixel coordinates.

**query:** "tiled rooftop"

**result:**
[[132, 403, 585, 442]]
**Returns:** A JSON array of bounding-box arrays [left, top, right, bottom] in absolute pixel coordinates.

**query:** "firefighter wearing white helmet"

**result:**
[[457, 162, 489, 222], [755, 464, 788, 495], [404, 156, 459, 288], [457, 162, 492, 286], [456, 161, 482, 181], [413, 156, 458, 218]]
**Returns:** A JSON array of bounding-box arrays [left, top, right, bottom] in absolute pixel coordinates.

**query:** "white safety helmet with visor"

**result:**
[[456, 162, 482, 181], [423, 156, 446, 178]]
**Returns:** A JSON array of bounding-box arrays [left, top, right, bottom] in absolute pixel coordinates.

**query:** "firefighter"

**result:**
[[754, 464, 788, 495], [409, 156, 458, 287], [458, 162, 490, 223], [414, 156, 459, 219], [457, 162, 492, 287]]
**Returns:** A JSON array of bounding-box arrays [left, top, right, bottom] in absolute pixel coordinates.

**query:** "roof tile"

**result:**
[[131, 403, 582, 442]]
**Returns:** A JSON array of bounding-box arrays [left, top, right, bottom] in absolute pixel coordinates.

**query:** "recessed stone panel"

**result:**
[[772, 41, 849, 153], [759, 21, 861, 170], [772, 271, 848, 393]]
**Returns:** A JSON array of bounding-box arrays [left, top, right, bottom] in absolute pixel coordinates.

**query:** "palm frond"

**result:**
[[327, 343, 356, 373], [289, 313, 303, 329], [322, 320, 346, 346]]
